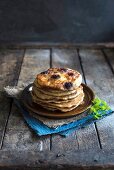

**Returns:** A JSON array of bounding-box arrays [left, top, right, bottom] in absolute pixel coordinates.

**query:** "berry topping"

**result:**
[[64, 82, 73, 89], [60, 68, 67, 72], [51, 74, 60, 79], [40, 70, 48, 74], [68, 72, 74, 76]]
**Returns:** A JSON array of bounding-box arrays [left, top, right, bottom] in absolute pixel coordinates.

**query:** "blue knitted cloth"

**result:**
[[14, 99, 113, 137]]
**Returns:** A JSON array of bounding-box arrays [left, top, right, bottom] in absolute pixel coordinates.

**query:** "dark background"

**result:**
[[0, 0, 114, 43]]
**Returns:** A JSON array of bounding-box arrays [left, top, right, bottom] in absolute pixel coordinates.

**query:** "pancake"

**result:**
[[31, 67, 84, 112], [34, 79, 77, 96], [32, 84, 83, 101], [35, 68, 82, 91], [32, 92, 84, 108], [37, 104, 81, 112], [33, 95, 84, 112]]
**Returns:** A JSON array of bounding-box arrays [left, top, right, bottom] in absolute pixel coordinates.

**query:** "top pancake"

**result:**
[[36, 68, 82, 91]]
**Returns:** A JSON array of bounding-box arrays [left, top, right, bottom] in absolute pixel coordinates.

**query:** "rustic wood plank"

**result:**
[[0, 50, 24, 148], [3, 49, 51, 151], [51, 49, 99, 152], [17, 49, 50, 85], [3, 129, 50, 151], [0, 49, 24, 88], [76, 124, 100, 150], [79, 49, 114, 150], [1, 42, 114, 50], [0, 149, 114, 169], [103, 48, 114, 73]]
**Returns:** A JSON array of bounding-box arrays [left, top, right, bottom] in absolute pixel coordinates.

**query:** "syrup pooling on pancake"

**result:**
[[32, 68, 84, 112], [37, 68, 82, 91]]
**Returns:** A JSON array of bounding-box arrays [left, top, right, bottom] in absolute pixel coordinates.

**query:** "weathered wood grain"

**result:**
[[79, 49, 114, 150], [0, 49, 24, 88], [18, 49, 50, 86], [3, 129, 50, 151], [1, 42, 114, 50], [76, 124, 100, 150], [3, 49, 51, 151], [103, 48, 114, 72], [51, 49, 99, 152], [1, 48, 114, 169], [0, 50, 24, 148], [0, 149, 114, 169]]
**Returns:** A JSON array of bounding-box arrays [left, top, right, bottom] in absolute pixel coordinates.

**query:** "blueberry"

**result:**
[[60, 68, 67, 72], [64, 82, 73, 89], [68, 72, 74, 76], [40, 70, 48, 74], [51, 74, 60, 79]]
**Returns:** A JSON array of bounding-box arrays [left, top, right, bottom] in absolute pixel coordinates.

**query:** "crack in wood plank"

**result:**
[[0, 50, 25, 149], [78, 49, 102, 149], [102, 49, 114, 76], [2, 49, 51, 151], [0, 100, 13, 150], [77, 49, 87, 84], [79, 49, 114, 150], [0, 49, 26, 150]]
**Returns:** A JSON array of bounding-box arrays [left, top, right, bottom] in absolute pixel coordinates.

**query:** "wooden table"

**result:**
[[0, 47, 114, 170]]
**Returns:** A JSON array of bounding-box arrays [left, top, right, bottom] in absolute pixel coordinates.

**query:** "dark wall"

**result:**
[[0, 0, 114, 43]]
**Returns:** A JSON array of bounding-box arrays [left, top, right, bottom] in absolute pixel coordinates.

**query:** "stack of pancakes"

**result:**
[[31, 68, 84, 112]]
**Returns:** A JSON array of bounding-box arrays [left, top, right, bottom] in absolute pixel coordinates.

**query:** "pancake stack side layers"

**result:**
[[31, 68, 84, 112]]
